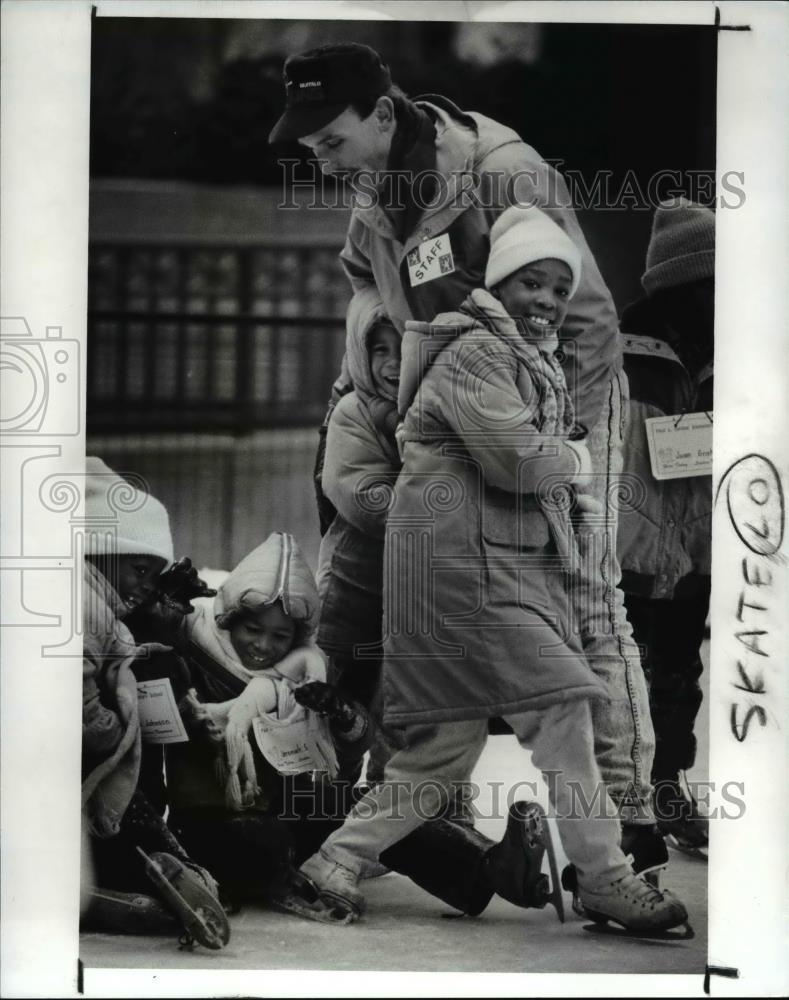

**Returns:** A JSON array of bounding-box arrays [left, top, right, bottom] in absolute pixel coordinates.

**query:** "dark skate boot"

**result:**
[[82, 887, 179, 935], [137, 848, 230, 950], [562, 823, 668, 916], [654, 776, 709, 858], [480, 801, 564, 922], [579, 870, 693, 939]]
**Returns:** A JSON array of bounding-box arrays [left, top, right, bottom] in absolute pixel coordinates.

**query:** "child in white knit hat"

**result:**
[[297, 204, 691, 937], [81, 456, 229, 949]]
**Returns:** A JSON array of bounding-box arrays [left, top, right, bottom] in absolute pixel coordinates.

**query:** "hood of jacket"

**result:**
[[184, 533, 319, 685], [215, 531, 318, 628], [345, 286, 398, 407]]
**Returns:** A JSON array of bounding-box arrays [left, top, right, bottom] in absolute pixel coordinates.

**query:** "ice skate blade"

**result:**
[[268, 889, 357, 925], [666, 834, 708, 860], [288, 869, 362, 922], [135, 847, 229, 950], [582, 918, 695, 941], [518, 802, 565, 924]]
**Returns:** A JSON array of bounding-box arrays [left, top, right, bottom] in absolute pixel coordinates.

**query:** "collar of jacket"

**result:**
[[85, 558, 130, 621], [350, 96, 521, 252]]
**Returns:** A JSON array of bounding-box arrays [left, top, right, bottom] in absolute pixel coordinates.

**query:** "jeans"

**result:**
[[315, 700, 631, 891], [575, 370, 656, 821]]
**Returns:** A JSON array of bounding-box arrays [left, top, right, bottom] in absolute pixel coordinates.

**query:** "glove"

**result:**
[[565, 439, 594, 489], [293, 681, 358, 732], [570, 492, 604, 533], [177, 689, 225, 745], [155, 557, 217, 616]]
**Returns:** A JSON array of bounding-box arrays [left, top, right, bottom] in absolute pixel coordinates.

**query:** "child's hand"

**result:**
[[274, 644, 327, 686], [566, 439, 594, 488], [571, 493, 604, 532], [155, 557, 217, 615]]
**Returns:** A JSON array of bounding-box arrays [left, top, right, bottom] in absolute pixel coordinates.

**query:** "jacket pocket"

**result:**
[[481, 486, 551, 549]]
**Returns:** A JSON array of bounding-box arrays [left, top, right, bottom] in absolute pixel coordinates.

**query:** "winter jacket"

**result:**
[[617, 298, 713, 600], [338, 95, 622, 434], [381, 289, 605, 726], [317, 289, 401, 655], [168, 533, 323, 814], [82, 561, 142, 838]]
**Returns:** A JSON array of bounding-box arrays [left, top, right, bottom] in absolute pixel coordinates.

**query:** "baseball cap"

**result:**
[[268, 43, 392, 144]]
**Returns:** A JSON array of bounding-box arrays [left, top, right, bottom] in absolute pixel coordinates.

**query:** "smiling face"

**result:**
[[114, 554, 168, 612], [492, 259, 573, 339], [298, 102, 394, 178], [368, 322, 401, 398], [228, 601, 297, 673]]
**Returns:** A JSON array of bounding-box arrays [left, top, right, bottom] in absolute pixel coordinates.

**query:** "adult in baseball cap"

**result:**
[[269, 43, 394, 145]]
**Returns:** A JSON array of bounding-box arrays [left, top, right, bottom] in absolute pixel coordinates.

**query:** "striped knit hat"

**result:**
[[642, 197, 715, 295]]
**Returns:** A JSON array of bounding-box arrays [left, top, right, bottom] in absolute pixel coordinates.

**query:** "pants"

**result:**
[[576, 370, 656, 820], [316, 700, 631, 891], [624, 580, 709, 784]]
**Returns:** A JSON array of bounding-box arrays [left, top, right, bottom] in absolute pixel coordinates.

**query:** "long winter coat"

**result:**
[[381, 290, 605, 726], [617, 298, 713, 600], [317, 288, 401, 655], [339, 96, 622, 433], [82, 561, 142, 838]]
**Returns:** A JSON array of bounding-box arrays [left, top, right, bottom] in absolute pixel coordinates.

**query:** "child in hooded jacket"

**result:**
[[316, 287, 404, 787], [164, 532, 372, 906], [81, 457, 228, 946], [298, 205, 690, 935]]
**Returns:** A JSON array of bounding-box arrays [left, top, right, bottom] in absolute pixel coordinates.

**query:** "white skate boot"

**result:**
[[298, 850, 366, 919], [578, 869, 693, 939]]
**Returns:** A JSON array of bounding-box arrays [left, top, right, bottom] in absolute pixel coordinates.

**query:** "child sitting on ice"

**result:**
[[81, 457, 229, 948], [163, 531, 371, 911]]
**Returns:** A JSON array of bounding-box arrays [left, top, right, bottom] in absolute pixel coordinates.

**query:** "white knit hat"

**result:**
[[484, 205, 582, 297], [642, 197, 715, 295], [84, 456, 174, 564]]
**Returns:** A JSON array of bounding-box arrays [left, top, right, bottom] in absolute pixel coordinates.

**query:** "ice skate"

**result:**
[[655, 777, 709, 859], [137, 848, 230, 950], [579, 870, 693, 940], [82, 887, 179, 936], [562, 822, 668, 916], [266, 864, 357, 925], [484, 800, 564, 922], [298, 850, 366, 919]]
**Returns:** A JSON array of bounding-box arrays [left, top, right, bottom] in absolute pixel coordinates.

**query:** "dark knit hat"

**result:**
[[642, 197, 715, 295], [269, 43, 392, 144]]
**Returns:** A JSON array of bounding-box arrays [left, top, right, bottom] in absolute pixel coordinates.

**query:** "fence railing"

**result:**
[[87, 242, 350, 432]]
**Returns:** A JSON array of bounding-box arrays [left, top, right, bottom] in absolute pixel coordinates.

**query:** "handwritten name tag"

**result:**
[[406, 233, 455, 287], [645, 411, 713, 480], [253, 716, 319, 774], [137, 678, 188, 744]]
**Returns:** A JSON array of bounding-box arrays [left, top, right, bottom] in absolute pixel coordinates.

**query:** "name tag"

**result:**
[[137, 678, 188, 744], [252, 716, 320, 775], [406, 233, 455, 286], [645, 411, 713, 480]]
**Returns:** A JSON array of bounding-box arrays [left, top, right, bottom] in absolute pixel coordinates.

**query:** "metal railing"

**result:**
[[87, 242, 350, 432]]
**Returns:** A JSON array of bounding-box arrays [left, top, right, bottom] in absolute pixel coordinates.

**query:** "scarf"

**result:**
[[384, 97, 438, 244]]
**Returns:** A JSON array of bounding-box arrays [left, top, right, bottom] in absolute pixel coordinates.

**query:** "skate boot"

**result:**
[[298, 850, 366, 919], [578, 869, 693, 939], [82, 887, 179, 935], [137, 849, 230, 950], [481, 801, 564, 922], [654, 777, 709, 858], [562, 823, 668, 916], [267, 859, 357, 925]]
